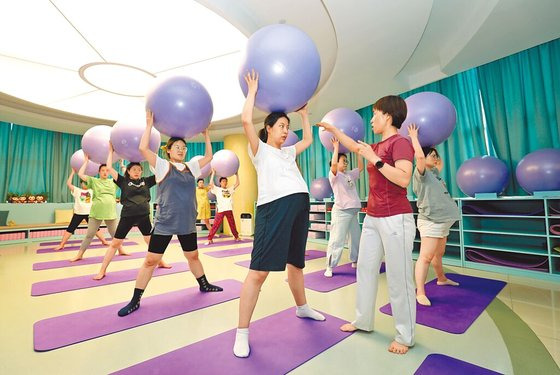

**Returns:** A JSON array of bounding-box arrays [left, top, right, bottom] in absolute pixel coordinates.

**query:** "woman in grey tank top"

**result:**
[[118, 111, 223, 317], [409, 124, 461, 307]]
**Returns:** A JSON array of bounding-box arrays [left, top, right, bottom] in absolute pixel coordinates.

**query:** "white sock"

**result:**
[[324, 267, 333, 277], [233, 328, 250, 358], [296, 304, 326, 321]]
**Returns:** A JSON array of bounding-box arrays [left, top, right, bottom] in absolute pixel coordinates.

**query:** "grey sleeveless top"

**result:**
[[153, 163, 197, 235]]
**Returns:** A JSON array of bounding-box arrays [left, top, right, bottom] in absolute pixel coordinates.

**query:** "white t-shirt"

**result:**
[[72, 188, 93, 215], [329, 169, 361, 210], [211, 186, 235, 213], [249, 140, 308, 206], [150, 156, 202, 183]]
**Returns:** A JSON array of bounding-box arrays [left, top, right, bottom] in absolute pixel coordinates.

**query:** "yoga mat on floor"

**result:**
[[465, 249, 549, 272], [298, 262, 386, 293], [33, 252, 147, 271], [415, 353, 503, 375], [380, 274, 506, 334], [198, 239, 253, 248], [205, 246, 254, 258], [31, 263, 189, 296], [37, 241, 138, 254], [112, 308, 353, 375], [34, 279, 242, 351], [235, 250, 326, 268], [39, 238, 106, 246]]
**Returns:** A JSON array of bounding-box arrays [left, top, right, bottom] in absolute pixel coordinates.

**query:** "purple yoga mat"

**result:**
[[40, 238, 106, 246], [205, 246, 254, 258], [33, 252, 148, 271], [466, 249, 549, 272], [38, 234, 209, 247], [113, 308, 353, 375], [415, 353, 503, 375], [298, 262, 386, 293], [380, 274, 506, 334], [34, 279, 242, 351], [37, 241, 138, 254], [198, 238, 253, 248], [31, 262, 189, 296], [235, 250, 326, 269]]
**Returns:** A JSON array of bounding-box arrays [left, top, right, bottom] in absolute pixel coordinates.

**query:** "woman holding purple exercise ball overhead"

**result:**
[[408, 124, 460, 306], [117, 111, 222, 317], [233, 70, 325, 358]]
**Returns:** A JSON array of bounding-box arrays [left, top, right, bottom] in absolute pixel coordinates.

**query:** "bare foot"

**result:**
[[234, 237, 242, 242], [416, 294, 431, 306], [93, 273, 105, 280], [158, 261, 172, 269], [388, 341, 409, 354], [437, 279, 459, 286], [340, 323, 358, 332], [101, 241, 110, 246], [54, 245, 64, 251], [118, 251, 131, 256], [69, 256, 82, 262]]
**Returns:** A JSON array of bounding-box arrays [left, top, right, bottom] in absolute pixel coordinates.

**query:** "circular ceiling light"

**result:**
[[79, 62, 156, 97]]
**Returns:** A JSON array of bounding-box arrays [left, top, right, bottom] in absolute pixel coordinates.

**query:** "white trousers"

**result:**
[[353, 213, 416, 346], [326, 207, 361, 267]]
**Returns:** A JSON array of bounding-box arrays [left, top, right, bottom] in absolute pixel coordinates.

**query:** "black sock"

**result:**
[[118, 288, 144, 317], [196, 275, 223, 292]]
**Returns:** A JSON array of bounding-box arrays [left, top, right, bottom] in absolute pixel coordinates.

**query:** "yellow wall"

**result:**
[[222, 134, 257, 236]]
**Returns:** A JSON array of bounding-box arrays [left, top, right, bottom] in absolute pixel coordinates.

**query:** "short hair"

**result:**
[[373, 95, 407, 129], [219, 177, 228, 183]]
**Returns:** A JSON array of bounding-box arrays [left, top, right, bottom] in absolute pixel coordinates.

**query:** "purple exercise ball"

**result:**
[[456, 156, 509, 197], [319, 108, 365, 153], [190, 155, 211, 179], [207, 191, 217, 201], [211, 150, 240, 177], [238, 24, 321, 113], [283, 130, 299, 147], [398, 92, 457, 147], [146, 76, 213, 139], [310, 177, 333, 201], [516, 148, 560, 194], [82, 125, 122, 164], [111, 118, 161, 162], [70, 149, 100, 177]]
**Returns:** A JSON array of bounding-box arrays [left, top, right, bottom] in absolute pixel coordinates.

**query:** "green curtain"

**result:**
[[294, 127, 331, 185], [477, 38, 560, 195]]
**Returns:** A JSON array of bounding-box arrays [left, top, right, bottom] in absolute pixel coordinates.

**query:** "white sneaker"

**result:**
[[324, 267, 333, 277], [351, 262, 357, 268]]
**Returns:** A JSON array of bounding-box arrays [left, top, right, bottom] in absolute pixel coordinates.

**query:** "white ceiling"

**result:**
[[1, 0, 559, 141]]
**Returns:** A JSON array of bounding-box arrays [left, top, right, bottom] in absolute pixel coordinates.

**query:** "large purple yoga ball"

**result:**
[[110, 118, 161, 162], [516, 148, 560, 194], [82, 125, 122, 164], [310, 177, 333, 201], [211, 150, 240, 177], [398, 92, 457, 147], [146, 76, 213, 139], [190, 155, 211, 179], [70, 149, 100, 177], [456, 156, 509, 197], [283, 130, 299, 147], [238, 24, 321, 113], [319, 108, 365, 153]]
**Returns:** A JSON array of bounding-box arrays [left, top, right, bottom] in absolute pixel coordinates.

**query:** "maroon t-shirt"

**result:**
[[366, 134, 414, 217]]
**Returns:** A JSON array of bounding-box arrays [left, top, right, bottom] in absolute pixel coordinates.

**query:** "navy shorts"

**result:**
[[250, 193, 310, 271]]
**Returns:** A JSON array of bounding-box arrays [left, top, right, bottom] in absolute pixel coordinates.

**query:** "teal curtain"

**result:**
[[5, 124, 82, 202], [477, 38, 560, 195], [294, 127, 330, 185], [0, 123, 13, 202]]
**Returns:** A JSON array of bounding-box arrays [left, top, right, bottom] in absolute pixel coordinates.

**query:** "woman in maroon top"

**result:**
[[318, 95, 416, 355]]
